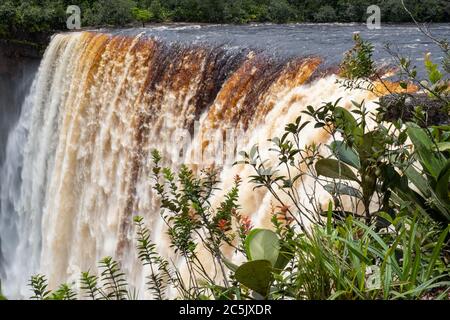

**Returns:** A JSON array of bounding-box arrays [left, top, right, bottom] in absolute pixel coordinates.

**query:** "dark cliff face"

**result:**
[[0, 42, 41, 166], [0, 41, 41, 277]]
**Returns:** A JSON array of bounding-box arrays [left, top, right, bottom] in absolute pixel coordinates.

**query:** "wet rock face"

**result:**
[[380, 93, 449, 126], [0, 42, 40, 165], [0, 39, 43, 61]]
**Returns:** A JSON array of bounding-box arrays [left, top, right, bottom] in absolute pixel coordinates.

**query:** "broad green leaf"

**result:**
[[315, 159, 358, 182], [245, 229, 280, 266], [404, 166, 430, 198], [334, 107, 357, 132], [406, 123, 446, 178], [234, 260, 273, 297], [330, 141, 361, 169]]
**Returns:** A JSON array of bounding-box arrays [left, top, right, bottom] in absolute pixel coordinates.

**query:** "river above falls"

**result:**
[[110, 23, 450, 69]]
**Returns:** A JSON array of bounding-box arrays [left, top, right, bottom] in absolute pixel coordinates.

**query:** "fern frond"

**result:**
[[134, 216, 170, 300], [80, 270, 101, 300], [99, 257, 128, 300], [29, 274, 51, 300], [50, 283, 77, 300]]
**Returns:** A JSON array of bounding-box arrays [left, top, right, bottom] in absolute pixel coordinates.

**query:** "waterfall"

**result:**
[[0, 31, 377, 298]]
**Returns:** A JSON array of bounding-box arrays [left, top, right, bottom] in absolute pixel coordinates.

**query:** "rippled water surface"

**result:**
[[115, 23, 449, 68]]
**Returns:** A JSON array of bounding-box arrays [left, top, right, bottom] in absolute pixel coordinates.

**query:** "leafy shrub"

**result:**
[[266, 0, 297, 23], [132, 7, 153, 26], [314, 5, 337, 23], [84, 0, 136, 27], [339, 33, 375, 79]]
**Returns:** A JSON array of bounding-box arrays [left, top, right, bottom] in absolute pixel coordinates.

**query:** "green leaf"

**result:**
[[406, 123, 446, 178], [315, 159, 358, 182], [244, 229, 280, 266], [435, 160, 450, 204], [429, 69, 442, 84], [334, 107, 357, 132], [425, 225, 449, 279], [235, 260, 273, 297], [273, 244, 293, 273], [424, 53, 443, 84], [324, 182, 362, 198], [330, 141, 361, 169], [404, 166, 431, 198]]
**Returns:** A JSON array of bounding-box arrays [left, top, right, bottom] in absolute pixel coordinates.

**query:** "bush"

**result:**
[[267, 0, 296, 23], [339, 33, 375, 79], [314, 5, 337, 23], [0, 1, 15, 37], [132, 7, 153, 26], [84, 0, 136, 27]]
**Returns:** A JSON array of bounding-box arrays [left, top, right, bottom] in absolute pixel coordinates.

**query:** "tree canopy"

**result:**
[[0, 0, 449, 41]]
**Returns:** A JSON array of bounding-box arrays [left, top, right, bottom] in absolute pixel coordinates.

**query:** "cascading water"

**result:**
[[0, 30, 383, 298]]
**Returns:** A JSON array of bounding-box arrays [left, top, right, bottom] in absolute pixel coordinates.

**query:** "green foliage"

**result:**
[[315, 158, 358, 182], [314, 5, 337, 23], [0, 280, 7, 300], [425, 53, 443, 85], [273, 213, 449, 300], [132, 7, 153, 26], [150, 149, 252, 299], [84, 0, 136, 26], [244, 229, 280, 266], [266, 0, 296, 23], [390, 123, 450, 224], [99, 256, 129, 300], [80, 271, 100, 300], [1, 0, 449, 42], [134, 215, 171, 299], [147, 0, 171, 22], [30, 259, 135, 300], [235, 260, 273, 297], [304, 99, 404, 220], [29, 275, 51, 300], [49, 283, 77, 300], [233, 31, 449, 300], [339, 33, 375, 79]]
